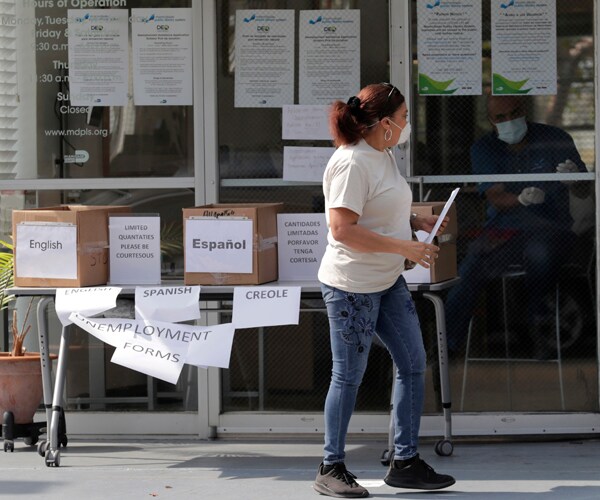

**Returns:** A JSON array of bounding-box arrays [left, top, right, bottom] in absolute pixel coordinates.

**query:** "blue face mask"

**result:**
[[495, 116, 528, 144]]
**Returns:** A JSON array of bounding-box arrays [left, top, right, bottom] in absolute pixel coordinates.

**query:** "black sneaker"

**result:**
[[384, 454, 455, 490], [313, 462, 370, 498]]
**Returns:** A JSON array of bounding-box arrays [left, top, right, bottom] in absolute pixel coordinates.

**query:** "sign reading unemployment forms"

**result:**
[[69, 313, 235, 384]]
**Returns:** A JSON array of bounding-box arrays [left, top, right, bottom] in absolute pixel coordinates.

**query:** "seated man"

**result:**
[[445, 95, 589, 358]]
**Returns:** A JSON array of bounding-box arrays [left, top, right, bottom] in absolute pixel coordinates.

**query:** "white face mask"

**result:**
[[388, 119, 411, 146], [495, 116, 527, 144]]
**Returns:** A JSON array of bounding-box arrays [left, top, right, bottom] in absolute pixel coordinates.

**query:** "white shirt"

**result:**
[[318, 139, 413, 293]]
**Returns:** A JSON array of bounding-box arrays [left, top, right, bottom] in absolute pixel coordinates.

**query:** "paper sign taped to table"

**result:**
[[135, 286, 201, 322], [425, 188, 460, 244], [56, 287, 122, 326], [185, 323, 235, 369], [68, 313, 235, 384], [110, 330, 187, 385], [232, 286, 301, 328], [16, 223, 77, 279], [69, 312, 130, 347]]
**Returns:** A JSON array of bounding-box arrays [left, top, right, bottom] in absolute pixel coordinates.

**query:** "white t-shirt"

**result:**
[[318, 139, 413, 293]]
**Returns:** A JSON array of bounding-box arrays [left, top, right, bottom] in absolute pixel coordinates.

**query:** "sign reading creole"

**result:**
[[109, 215, 161, 285], [232, 286, 301, 328], [185, 218, 253, 274], [16, 223, 77, 280]]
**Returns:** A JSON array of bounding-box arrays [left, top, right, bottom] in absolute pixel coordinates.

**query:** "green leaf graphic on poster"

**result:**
[[492, 73, 531, 94], [418, 73, 457, 95]]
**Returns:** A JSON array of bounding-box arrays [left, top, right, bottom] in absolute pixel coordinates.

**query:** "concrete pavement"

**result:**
[[1, 436, 599, 499]]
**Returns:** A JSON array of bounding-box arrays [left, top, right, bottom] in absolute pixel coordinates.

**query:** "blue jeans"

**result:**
[[320, 275, 426, 464]]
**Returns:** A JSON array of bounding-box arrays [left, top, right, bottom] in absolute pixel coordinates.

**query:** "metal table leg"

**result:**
[[44, 324, 70, 467], [423, 292, 453, 456], [381, 291, 454, 464], [36, 297, 54, 430]]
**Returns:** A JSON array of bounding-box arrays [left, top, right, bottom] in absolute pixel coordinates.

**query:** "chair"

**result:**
[[460, 268, 565, 411]]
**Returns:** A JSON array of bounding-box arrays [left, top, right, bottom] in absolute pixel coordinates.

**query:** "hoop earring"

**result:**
[[384, 128, 392, 142]]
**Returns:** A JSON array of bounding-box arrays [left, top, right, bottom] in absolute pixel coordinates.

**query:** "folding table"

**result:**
[[7, 277, 458, 466]]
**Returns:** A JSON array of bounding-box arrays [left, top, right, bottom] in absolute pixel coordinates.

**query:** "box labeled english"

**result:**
[[13, 204, 130, 287], [403, 202, 457, 284], [183, 203, 283, 285]]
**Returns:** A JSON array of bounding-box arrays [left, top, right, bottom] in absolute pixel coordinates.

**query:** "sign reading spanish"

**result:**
[[491, 0, 557, 95], [185, 218, 253, 274], [232, 286, 301, 328], [15, 223, 77, 280], [135, 286, 201, 322], [67, 9, 129, 106], [277, 213, 327, 281], [109, 215, 161, 285], [417, 0, 482, 95], [131, 8, 193, 105]]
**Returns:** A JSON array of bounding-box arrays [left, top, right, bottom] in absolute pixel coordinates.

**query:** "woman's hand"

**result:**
[[412, 214, 449, 236], [328, 207, 441, 264], [402, 240, 439, 269]]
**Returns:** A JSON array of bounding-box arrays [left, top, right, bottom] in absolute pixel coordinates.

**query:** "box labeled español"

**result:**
[[13, 205, 130, 287], [183, 203, 284, 285], [403, 202, 458, 283]]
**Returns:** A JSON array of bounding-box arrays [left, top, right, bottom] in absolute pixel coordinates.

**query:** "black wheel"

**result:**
[[434, 439, 454, 457], [380, 448, 391, 466], [24, 435, 38, 446], [45, 449, 60, 467], [60, 435, 68, 448], [4, 440, 14, 452], [37, 440, 49, 457]]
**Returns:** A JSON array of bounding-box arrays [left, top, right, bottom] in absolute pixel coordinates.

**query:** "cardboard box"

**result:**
[[183, 203, 283, 285], [403, 202, 457, 283], [13, 205, 130, 287]]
